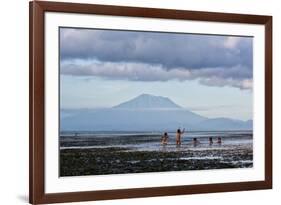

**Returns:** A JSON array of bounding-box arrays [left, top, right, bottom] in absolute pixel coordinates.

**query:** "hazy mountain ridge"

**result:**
[[114, 94, 181, 109], [61, 94, 252, 131]]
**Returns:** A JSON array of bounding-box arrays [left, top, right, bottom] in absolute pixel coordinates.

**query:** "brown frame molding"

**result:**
[[29, 1, 272, 204]]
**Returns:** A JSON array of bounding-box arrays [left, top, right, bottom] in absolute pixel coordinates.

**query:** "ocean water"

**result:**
[[60, 130, 253, 151]]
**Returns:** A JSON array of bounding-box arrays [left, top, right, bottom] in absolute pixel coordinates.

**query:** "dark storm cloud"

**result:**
[[60, 28, 253, 89], [60, 28, 252, 71]]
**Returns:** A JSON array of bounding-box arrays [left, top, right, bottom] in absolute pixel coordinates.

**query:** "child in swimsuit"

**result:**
[[161, 132, 169, 145]]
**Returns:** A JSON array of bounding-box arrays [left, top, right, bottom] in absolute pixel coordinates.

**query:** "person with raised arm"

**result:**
[[176, 128, 185, 145]]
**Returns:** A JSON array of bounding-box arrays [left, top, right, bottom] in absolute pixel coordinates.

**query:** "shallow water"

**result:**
[[59, 130, 253, 176], [60, 130, 253, 152]]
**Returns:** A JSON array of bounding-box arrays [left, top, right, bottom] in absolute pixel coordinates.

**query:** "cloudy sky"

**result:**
[[60, 27, 253, 120]]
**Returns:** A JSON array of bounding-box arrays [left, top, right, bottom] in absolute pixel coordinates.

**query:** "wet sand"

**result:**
[[60, 141, 253, 176]]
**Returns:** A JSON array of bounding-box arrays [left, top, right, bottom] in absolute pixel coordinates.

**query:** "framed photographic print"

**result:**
[[29, 1, 272, 204]]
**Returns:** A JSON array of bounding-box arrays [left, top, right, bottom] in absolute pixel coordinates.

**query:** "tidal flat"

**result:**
[[60, 131, 253, 176]]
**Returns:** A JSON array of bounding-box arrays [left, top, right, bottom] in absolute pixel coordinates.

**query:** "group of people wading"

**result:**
[[161, 128, 222, 146]]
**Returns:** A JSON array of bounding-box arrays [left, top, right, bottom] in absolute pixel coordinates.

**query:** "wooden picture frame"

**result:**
[[29, 1, 272, 204]]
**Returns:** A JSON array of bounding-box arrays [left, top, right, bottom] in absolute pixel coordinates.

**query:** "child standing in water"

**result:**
[[161, 132, 169, 145], [176, 128, 185, 145], [209, 137, 213, 145], [193, 137, 200, 146]]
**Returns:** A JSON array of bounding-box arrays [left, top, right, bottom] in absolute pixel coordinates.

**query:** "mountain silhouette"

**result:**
[[61, 94, 252, 131], [114, 94, 181, 109]]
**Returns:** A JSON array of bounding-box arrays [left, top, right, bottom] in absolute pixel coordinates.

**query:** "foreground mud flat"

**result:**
[[60, 145, 253, 176]]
